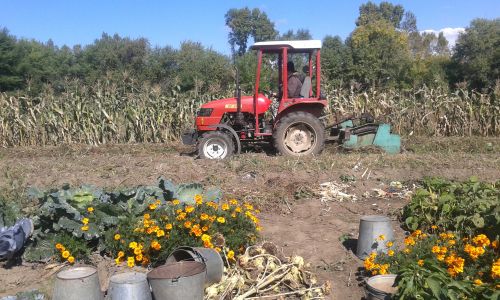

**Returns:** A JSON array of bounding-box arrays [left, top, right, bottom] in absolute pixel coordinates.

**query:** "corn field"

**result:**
[[1, 80, 499, 147]]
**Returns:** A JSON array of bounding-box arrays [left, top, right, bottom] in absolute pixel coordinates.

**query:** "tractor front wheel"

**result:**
[[273, 112, 325, 156], [198, 131, 234, 159]]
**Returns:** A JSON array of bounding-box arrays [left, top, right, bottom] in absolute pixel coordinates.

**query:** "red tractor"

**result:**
[[182, 40, 400, 158]]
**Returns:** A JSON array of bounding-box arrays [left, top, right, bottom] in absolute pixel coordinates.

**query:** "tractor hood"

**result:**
[[201, 94, 271, 115]]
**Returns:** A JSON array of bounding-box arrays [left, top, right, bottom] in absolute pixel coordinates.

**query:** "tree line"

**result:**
[[0, 1, 498, 95]]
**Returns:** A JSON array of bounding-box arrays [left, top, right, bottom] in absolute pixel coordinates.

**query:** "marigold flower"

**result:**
[[404, 236, 415, 246], [55, 243, 64, 250], [148, 203, 157, 210], [491, 258, 500, 279], [165, 223, 173, 230], [221, 204, 229, 211], [127, 260, 135, 268], [388, 250, 394, 256], [448, 239, 456, 246], [82, 218, 89, 225], [200, 213, 209, 221], [229, 199, 238, 205], [418, 259, 424, 266], [431, 225, 438, 229], [202, 226, 209, 232], [256, 226, 262, 231], [235, 207, 242, 213], [118, 251, 125, 257], [473, 279, 483, 286], [129, 241, 138, 249], [214, 247, 221, 252], [472, 234, 490, 248], [403, 248, 411, 254], [204, 240, 213, 248], [114, 234, 121, 240], [209, 215, 217, 222], [115, 258, 121, 265], [157, 230, 165, 237], [231, 213, 236, 218], [143, 213, 150, 220], [134, 248, 142, 255], [87, 207, 94, 213], [136, 254, 143, 261], [244, 203, 253, 210], [172, 199, 180, 205], [81, 225, 89, 231], [371, 270, 378, 275], [386, 241, 393, 247], [151, 240, 161, 250], [184, 221, 192, 228], [201, 234, 211, 242], [217, 217, 225, 224], [176, 212, 187, 221], [185, 206, 195, 213], [227, 250, 235, 260], [62, 250, 70, 259], [68, 256, 75, 264], [492, 240, 499, 249]]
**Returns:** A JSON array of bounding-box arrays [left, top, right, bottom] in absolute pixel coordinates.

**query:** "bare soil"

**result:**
[[0, 137, 499, 299]]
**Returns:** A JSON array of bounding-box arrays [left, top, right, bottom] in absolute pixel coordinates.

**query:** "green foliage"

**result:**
[[356, 1, 405, 28], [402, 177, 500, 238], [322, 35, 352, 87], [452, 18, 500, 90]]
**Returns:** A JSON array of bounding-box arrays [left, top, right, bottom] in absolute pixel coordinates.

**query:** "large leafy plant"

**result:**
[[402, 177, 500, 239]]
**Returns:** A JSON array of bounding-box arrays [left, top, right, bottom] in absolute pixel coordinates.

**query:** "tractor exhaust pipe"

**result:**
[[234, 67, 245, 125]]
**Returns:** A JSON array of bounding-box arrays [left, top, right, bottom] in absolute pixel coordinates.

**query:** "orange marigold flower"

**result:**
[[473, 279, 483, 286], [118, 251, 125, 257], [404, 237, 415, 246], [55, 243, 64, 250], [221, 204, 229, 211], [177, 212, 187, 221], [114, 234, 121, 240], [135, 254, 143, 261], [151, 240, 161, 250], [448, 239, 456, 246], [165, 223, 173, 230], [127, 260, 134, 268], [418, 259, 424, 266], [472, 234, 490, 248], [184, 221, 192, 228], [492, 240, 499, 249], [194, 195, 203, 205], [209, 215, 217, 222], [431, 225, 438, 229], [202, 226, 209, 232], [200, 213, 209, 221], [143, 213, 151, 220]]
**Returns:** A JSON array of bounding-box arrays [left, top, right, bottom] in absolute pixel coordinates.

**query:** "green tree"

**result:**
[[225, 7, 277, 56], [349, 19, 411, 88], [322, 35, 352, 86], [452, 18, 500, 90], [0, 28, 22, 91], [280, 29, 312, 40], [356, 1, 405, 28]]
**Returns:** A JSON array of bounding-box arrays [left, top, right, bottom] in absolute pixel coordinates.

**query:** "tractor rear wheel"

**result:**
[[198, 131, 234, 159], [273, 111, 325, 156]]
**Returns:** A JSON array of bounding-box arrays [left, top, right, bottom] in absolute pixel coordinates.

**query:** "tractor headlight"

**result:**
[[197, 108, 213, 117]]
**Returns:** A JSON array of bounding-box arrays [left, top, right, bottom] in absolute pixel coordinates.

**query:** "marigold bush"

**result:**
[[105, 196, 261, 267], [364, 229, 500, 299]]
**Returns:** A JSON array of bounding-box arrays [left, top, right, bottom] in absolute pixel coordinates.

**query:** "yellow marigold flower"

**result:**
[[437, 254, 445, 261], [439, 233, 448, 240], [440, 246, 448, 254], [68, 256, 75, 264], [87, 207, 94, 213], [372, 270, 378, 275], [55, 243, 63, 250], [157, 230, 165, 237], [448, 239, 456, 246], [136, 254, 143, 261], [114, 234, 121, 240], [200, 213, 209, 221], [235, 207, 242, 213], [185, 206, 195, 213], [432, 246, 441, 254], [217, 217, 225, 224], [176, 212, 186, 221], [118, 251, 125, 257], [227, 250, 235, 260], [143, 213, 151, 220], [431, 225, 438, 229], [411, 230, 422, 237], [201, 234, 211, 242], [115, 258, 121, 265], [403, 248, 411, 254], [62, 250, 70, 259], [148, 203, 157, 210], [490, 240, 498, 249], [229, 199, 238, 205], [231, 213, 236, 218], [81, 225, 89, 231], [172, 199, 180, 205], [209, 215, 217, 222], [221, 203, 229, 211], [134, 248, 142, 255], [184, 221, 192, 228], [388, 250, 394, 256], [256, 226, 262, 231], [165, 223, 173, 230], [473, 234, 490, 248], [404, 236, 415, 246], [473, 279, 483, 286], [82, 217, 89, 225], [386, 241, 394, 247], [244, 203, 253, 210], [418, 259, 424, 266], [202, 226, 209, 232], [446, 233, 454, 239], [151, 240, 161, 250], [129, 241, 138, 249], [214, 247, 221, 252], [127, 260, 134, 268], [194, 194, 203, 204]]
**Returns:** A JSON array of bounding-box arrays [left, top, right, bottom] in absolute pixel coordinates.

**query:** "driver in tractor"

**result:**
[[287, 61, 302, 98]]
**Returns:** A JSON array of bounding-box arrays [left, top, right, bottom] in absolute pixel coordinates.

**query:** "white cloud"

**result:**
[[421, 27, 465, 48]]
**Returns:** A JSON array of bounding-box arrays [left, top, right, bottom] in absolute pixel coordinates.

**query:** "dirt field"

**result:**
[[0, 137, 499, 299]]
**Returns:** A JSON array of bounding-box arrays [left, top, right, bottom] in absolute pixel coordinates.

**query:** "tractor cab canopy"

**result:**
[[249, 40, 322, 100]]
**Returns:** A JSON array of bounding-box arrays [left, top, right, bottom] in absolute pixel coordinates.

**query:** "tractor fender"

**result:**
[[207, 124, 241, 155], [274, 102, 326, 126]]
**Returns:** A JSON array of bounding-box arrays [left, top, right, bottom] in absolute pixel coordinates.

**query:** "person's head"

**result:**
[[287, 61, 296, 73], [302, 66, 309, 74]]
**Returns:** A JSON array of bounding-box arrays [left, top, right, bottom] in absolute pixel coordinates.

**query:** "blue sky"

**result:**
[[1, 0, 499, 54]]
